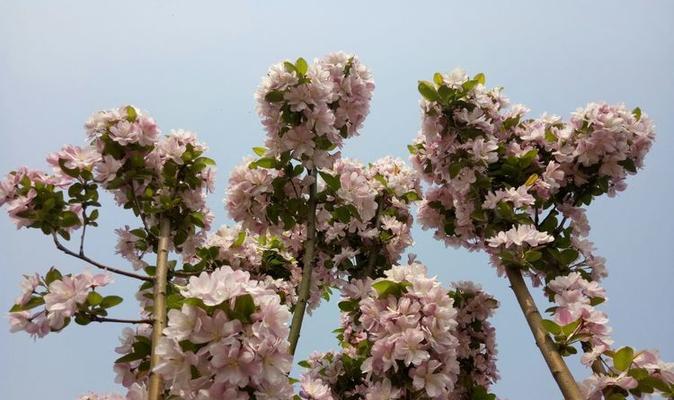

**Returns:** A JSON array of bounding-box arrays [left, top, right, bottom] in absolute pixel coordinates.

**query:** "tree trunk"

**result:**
[[287, 168, 318, 355], [148, 217, 171, 400], [505, 267, 583, 400]]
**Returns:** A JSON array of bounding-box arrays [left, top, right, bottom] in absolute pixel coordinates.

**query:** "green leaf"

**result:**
[[589, 296, 605, 306], [283, 61, 297, 74], [232, 294, 256, 323], [264, 90, 285, 103], [297, 360, 311, 368], [60, 211, 81, 228], [449, 162, 462, 179], [45, 267, 63, 285], [433, 72, 444, 85], [407, 144, 418, 155], [474, 72, 486, 85], [190, 211, 205, 228], [558, 249, 579, 265], [232, 231, 246, 248], [254, 158, 278, 169], [115, 352, 147, 364], [418, 80, 440, 102], [402, 191, 421, 202], [295, 57, 308, 75], [561, 319, 581, 336], [632, 106, 642, 121], [100, 295, 123, 309], [319, 171, 341, 191], [338, 299, 359, 312], [9, 296, 45, 312], [372, 280, 410, 299], [87, 291, 103, 306], [125, 105, 138, 122], [613, 346, 635, 371], [541, 319, 562, 335], [525, 250, 542, 262], [252, 147, 267, 156]]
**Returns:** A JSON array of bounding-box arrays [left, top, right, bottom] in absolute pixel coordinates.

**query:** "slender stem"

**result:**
[[287, 168, 318, 355], [79, 205, 88, 256], [505, 267, 583, 400], [148, 217, 171, 400], [52, 234, 152, 282], [363, 195, 385, 279], [89, 316, 152, 324]]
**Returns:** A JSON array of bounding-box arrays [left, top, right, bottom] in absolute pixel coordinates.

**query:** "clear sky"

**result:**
[[1, 1, 672, 399]]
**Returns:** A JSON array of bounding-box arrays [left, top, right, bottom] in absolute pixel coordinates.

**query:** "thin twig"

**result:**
[[90, 316, 152, 324], [52, 234, 152, 282], [79, 205, 88, 256], [363, 194, 386, 279]]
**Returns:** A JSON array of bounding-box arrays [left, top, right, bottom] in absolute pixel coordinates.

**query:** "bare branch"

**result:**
[[52, 234, 152, 282]]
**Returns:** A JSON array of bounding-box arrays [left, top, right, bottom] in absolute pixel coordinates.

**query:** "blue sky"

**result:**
[[1, 1, 672, 399]]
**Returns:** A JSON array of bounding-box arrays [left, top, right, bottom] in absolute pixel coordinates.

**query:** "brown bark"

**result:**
[[148, 218, 171, 400], [505, 267, 583, 400]]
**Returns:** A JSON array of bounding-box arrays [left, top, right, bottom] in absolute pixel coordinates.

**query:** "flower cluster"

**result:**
[[9, 268, 115, 338], [448, 282, 499, 399], [542, 273, 674, 399], [299, 262, 461, 399], [255, 53, 374, 169], [114, 266, 294, 399], [411, 70, 654, 283], [227, 156, 420, 282], [0, 105, 216, 265]]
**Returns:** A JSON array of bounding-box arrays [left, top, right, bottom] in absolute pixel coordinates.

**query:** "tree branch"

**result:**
[[287, 168, 318, 355], [148, 217, 171, 400], [90, 316, 152, 324], [52, 234, 152, 282], [505, 266, 583, 400], [363, 194, 385, 279]]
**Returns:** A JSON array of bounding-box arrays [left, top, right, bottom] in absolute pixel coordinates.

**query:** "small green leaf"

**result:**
[[541, 319, 562, 335], [613, 346, 635, 371], [253, 147, 267, 156], [402, 191, 421, 202], [407, 144, 418, 155], [254, 158, 278, 169], [474, 72, 486, 85], [125, 105, 138, 122], [561, 319, 581, 337], [101, 295, 123, 309], [87, 291, 103, 306], [264, 90, 285, 103], [372, 280, 410, 299], [632, 107, 642, 121], [418, 80, 440, 102], [338, 299, 359, 312], [283, 61, 297, 74], [295, 57, 308, 75], [525, 250, 542, 262], [319, 171, 341, 191], [45, 267, 63, 285], [433, 72, 444, 85], [232, 231, 246, 248], [232, 294, 256, 323], [297, 360, 311, 368]]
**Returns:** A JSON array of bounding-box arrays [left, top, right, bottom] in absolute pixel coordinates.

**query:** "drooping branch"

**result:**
[[287, 168, 318, 355], [52, 234, 152, 282], [148, 217, 171, 400], [505, 267, 583, 400]]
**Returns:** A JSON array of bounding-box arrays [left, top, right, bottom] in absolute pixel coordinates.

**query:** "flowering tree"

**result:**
[[410, 69, 673, 399], [1, 54, 670, 400]]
